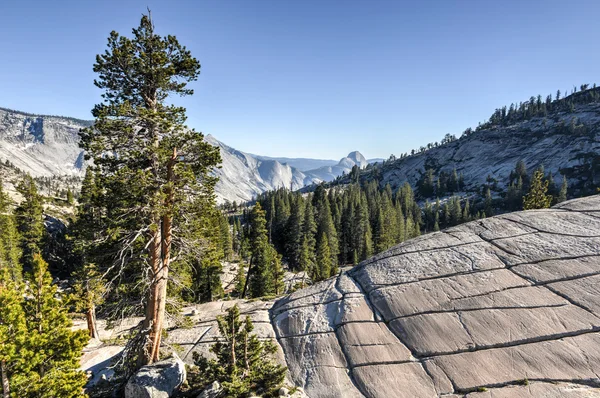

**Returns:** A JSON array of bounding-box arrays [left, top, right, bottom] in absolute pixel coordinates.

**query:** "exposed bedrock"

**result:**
[[271, 195, 600, 397]]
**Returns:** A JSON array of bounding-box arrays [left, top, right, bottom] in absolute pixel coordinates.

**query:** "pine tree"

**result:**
[[557, 175, 568, 203], [0, 181, 21, 283], [66, 188, 74, 205], [449, 196, 462, 226], [194, 245, 224, 303], [375, 192, 396, 252], [316, 196, 338, 274], [12, 254, 88, 397], [234, 264, 246, 296], [71, 169, 104, 339], [363, 222, 374, 260], [245, 204, 283, 298], [284, 195, 304, 270], [315, 234, 332, 282], [449, 168, 459, 192], [523, 170, 553, 210], [0, 177, 7, 214], [394, 201, 405, 244], [219, 214, 233, 262], [72, 263, 104, 339], [191, 305, 286, 397], [405, 215, 416, 240], [79, 13, 221, 366], [484, 188, 494, 217], [0, 267, 28, 397], [298, 198, 317, 276], [14, 175, 45, 269], [462, 199, 471, 222], [270, 247, 285, 296]]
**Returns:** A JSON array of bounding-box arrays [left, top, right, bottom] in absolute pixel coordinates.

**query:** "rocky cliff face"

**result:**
[[206, 134, 370, 203], [338, 102, 600, 195], [271, 194, 600, 397], [0, 108, 89, 176]]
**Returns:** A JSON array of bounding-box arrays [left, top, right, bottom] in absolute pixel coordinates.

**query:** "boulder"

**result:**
[[197, 381, 223, 398], [125, 354, 186, 398]]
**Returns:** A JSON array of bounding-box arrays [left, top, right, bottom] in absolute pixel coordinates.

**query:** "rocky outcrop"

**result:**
[[332, 102, 600, 195], [124, 354, 186, 398], [271, 195, 600, 397]]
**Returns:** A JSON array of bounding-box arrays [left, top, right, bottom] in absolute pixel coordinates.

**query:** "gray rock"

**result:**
[[278, 386, 289, 396], [124, 354, 186, 398], [463, 381, 600, 397], [197, 381, 223, 398], [272, 195, 600, 397]]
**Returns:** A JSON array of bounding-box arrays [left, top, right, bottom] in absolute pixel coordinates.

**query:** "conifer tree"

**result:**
[[194, 244, 224, 302], [462, 199, 471, 222], [393, 201, 405, 244], [191, 305, 286, 397], [219, 215, 233, 262], [523, 170, 553, 210], [0, 266, 27, 397], [557, 175, 568, 203], [484, 188, 494, 217], [234, 264, 246, 296], [284, 195, 304, 270], [66, 188, 74, 205], [0, 177, 7, 213], [245, 204, 283, 298], [315, 234, 332, 281], [316, 196, 338, 273], [0, 181, 21, 283], [15, 175, 45, 269], [12, 254, 88, 397], [449, 196, 462, 226], [72, 263, 104, 339], [405, 215, 416, 240], [80, 13, 221, 365], [71, 169, 104, 339], [298, 197, 317, 276], [362, 222, 374, 260]]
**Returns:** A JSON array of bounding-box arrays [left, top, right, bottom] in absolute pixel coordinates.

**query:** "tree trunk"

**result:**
[[241, 255, 253, 299], [86, 304, 99, 339], [141, 148, 177, 365], [230, 316, 236, 366], [1, 360, 9, 398], [140, 226, 164, 366]]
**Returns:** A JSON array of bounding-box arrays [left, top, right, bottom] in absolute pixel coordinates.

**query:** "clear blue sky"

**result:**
[[1, 0, 599, 160]]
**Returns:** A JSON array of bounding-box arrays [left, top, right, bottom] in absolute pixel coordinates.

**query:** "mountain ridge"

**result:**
[[0, 108, 372, 204], [326, 93, 600, 200], [206, 134, 370, 203]]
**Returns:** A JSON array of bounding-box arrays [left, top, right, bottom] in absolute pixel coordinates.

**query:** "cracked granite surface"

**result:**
[[271, 195, 600, 397]]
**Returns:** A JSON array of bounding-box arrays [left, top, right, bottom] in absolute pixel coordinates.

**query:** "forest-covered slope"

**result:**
[[331, 88, 600, 199]]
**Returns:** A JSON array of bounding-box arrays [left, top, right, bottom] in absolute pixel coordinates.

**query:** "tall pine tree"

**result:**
[[12, 254, 88, 397], [523, 170, 553, 210], [14, 175, 44, 270], [80, 13, 221, 366]]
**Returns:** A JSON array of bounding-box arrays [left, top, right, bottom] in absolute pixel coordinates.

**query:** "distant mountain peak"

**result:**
[[345, 151, 367, 164]]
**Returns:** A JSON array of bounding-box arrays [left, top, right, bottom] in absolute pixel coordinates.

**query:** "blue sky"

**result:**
[[1, 0, 599, 159]]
